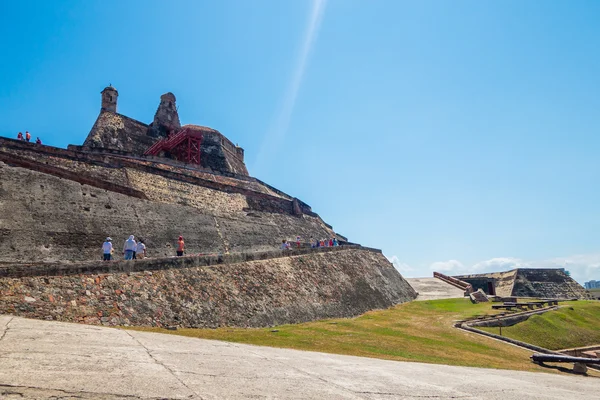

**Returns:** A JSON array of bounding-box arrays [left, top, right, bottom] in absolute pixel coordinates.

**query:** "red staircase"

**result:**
[[144, 127, 203, 165]]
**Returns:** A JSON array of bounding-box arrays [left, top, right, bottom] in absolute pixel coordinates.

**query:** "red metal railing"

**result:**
[[144, 128, 203, 165]]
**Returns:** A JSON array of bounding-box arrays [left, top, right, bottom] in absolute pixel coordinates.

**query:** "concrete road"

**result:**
[[406, 277, 466, 300], [0, 316, 597, 399]]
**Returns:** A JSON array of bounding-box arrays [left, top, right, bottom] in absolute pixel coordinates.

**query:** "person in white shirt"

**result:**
[[102, 238, 113, 261], [123, 235, 137, 260], [136, 240, 147, 259]]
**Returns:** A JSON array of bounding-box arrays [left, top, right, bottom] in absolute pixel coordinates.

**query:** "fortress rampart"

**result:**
[[0, 247, 417, 328], [0, 86, 418, 328], [455, 269, 590, 299]]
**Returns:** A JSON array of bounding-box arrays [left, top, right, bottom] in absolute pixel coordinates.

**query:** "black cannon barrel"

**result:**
[[531, 353, 600, 364]]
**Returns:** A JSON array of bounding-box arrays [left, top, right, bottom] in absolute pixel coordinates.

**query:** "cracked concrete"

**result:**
[[0, 317, 598, 399]]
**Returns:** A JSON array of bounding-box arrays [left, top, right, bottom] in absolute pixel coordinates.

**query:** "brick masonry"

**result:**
[[0, 248, 417, 328]]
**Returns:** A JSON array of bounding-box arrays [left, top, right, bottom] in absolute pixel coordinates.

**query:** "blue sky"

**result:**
[[1, 0, 599, 283]]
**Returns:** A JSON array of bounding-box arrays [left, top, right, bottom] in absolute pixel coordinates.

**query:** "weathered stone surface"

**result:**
[[0, 248, 417, 328], [148, 92, 181, 138], [455, 269, 590, 299], [0, 162, 335, 262], [83, 111, 155, 155], [405, 278, 465, 300]]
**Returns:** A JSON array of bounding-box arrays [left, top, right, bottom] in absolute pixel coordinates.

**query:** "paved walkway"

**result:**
[[0, 316, 598, 399], [406, 277, 466, 300]]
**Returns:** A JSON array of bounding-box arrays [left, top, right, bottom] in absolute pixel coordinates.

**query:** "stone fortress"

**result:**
[[0, 86, 417, 327], [0, 86, 591, 328]]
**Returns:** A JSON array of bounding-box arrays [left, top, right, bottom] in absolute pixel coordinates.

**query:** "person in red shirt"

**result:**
[[296, 236, 301, 248], [177, 236, 185, 256], [25, 131, 31, 142]]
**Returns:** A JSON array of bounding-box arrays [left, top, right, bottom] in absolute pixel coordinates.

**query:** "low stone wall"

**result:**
[[466, 306, 559, 328], [0, 248, 417, 328]]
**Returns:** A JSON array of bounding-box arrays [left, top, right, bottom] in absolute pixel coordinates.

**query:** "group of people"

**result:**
[[280, 236, 340, 250], [102, 236, 146, 261], [311, 237, 339, 248], [103, 233, 339, 260], [101, 235, 185, 261], [16, 131, 42, 144]]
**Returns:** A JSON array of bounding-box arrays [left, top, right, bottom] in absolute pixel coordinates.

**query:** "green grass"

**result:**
[[480, 301, 600, 350], [125, 298, 597, 373]]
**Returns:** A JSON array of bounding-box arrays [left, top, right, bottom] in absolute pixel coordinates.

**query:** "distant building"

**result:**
[[451, 268, 590, 299], [584, 280, 600, 289]]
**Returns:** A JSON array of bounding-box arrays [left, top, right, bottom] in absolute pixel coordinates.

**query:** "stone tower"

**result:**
[[149, 92, 181, 137], [101, 86, 118, 113]]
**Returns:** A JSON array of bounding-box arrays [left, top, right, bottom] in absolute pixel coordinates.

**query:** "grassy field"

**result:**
[[126, 298, 599, 373], [480, 301, 600, 350]]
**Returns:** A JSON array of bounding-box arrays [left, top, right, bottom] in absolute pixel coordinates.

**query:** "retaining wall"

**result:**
[[0, 247, 417, 328]]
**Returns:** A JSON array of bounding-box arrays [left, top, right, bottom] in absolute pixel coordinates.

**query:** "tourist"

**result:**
[[136, 239, 146, 259], [102, 237, 113, 261], [17, 132, 23, 141], [281, 239, 290, 250], [329, 238, 334, 247], [25, 131, 31, 142], [35, 137, 42, 145], [320, 239, 325, 247], [333, 238, 339, 247], [123, 235, 137, 260], [177, 236, 185, 256], [310, 237, 315, 248], [296, 236, 301, 248]]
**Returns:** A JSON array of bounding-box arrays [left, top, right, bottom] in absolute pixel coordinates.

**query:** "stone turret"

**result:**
[[148, 92, 181, 138], [101, 86, 118, 113]]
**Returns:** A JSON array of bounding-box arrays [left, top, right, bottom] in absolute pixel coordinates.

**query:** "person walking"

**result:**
[[176, 236, 185, 256], [17, 132, 23, 141], [102, 237, 113, 261], [25, 131, 31, 142], [136, 239, 146, 259], [310, 237, 315, 248], [123, 235, 137, 260], [296, 236, 301, 248]]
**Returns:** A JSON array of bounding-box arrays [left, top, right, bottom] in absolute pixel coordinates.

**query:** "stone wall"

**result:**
[[455, 269, 590, 299], [0, 248, 417, 328], [512, 269, 590, 299], [83, 111, 156, 155], [0, 162, 335, 262]]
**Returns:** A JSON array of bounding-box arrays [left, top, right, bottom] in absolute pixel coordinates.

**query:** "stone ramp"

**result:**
[[406, 277, 466, 300], [0, 316, 598, 399]]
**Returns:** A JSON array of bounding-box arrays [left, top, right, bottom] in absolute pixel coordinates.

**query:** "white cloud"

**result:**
[[429, 260, 466, 274], [470, 257, 528, 273], [386, 255, 414, 275]]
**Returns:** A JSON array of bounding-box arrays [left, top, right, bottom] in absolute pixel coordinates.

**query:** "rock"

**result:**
[[573, 363, 588, 374]]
